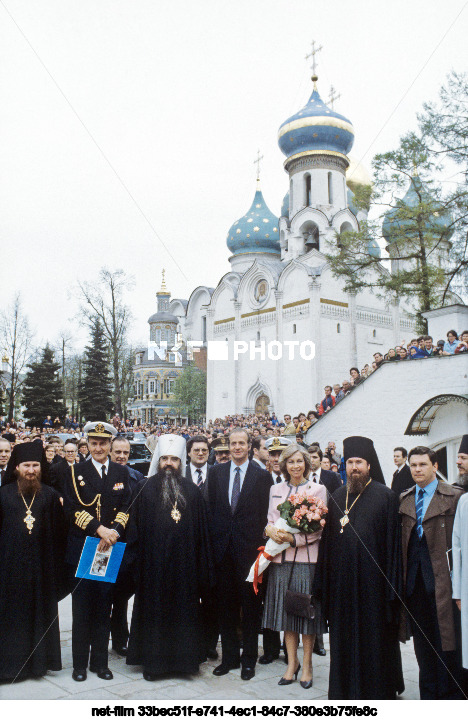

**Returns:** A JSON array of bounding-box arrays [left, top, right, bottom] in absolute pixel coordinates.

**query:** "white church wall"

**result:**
[[304, 353, 468, 484]]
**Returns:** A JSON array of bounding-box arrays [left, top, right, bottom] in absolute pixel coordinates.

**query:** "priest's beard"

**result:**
[[459, 472, 468, 490], [156, 466, 186, 510], [347, 468, 370, 494], [17, 468, 42, 496]]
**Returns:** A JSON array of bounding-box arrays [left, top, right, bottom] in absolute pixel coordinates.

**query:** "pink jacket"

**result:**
[[267, 479, 327, 563]]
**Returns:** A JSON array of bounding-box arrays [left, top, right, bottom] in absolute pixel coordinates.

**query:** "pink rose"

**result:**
[[320, 519, 326, 527]]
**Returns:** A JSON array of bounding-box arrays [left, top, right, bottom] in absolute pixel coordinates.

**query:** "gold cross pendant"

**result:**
[[171, 504, 181, 523], [24, 512, 35, 534], [339, 515, 349, 534]]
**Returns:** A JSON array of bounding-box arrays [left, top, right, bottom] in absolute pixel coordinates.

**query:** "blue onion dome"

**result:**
[[278, 87, 354, 161], [347, 187, 359, 217], [367, 239, 381, 258], [227, 182, 281, 256], [382, 176, 454, 244], [281, 191, 290, 218]]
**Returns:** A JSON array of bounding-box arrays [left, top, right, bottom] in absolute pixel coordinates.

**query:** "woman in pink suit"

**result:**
[[262, 444, 327, 689]]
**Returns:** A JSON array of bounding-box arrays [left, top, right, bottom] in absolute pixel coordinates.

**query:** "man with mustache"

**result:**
[[316, 435, 404, 700], [0, 441, 67, 681], [126, 434, 213, 681]]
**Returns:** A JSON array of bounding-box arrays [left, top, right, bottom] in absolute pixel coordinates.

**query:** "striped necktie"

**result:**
[[196, 468, 203, 487], [415, 487, 424, 539]]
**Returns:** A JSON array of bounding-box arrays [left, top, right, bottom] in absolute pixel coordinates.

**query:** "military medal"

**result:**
[[171, 502, 181, 523], [340, 479, 372, 533], [19, 490, 37, 534]]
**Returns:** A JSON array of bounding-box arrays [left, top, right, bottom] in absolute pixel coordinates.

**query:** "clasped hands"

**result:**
[[96, 525, 119, 552], [265, 524, 294, 545]]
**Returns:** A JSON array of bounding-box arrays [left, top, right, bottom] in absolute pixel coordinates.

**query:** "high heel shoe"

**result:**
[[278, 663, 301, 685], [300, 678, 313, 689]]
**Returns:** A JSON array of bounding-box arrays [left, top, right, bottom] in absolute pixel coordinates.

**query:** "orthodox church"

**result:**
[[133, 58, 458, 422]]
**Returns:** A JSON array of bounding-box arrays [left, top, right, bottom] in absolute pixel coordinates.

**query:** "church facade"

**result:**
[[167, 72, 419, 420]]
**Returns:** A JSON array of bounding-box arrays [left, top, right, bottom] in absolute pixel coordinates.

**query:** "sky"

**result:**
[[0, 0, 467, 352]]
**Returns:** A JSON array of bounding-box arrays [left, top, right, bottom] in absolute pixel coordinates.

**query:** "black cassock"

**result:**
[[126, 477, 214, 675], [0, 484, 67, 680], [315, 481, 404, 700]]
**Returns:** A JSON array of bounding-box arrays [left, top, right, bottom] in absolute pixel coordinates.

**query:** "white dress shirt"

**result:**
[[92, 457, 110, 477], [228, 459, 249, 503], [190, 462, 208, 485]]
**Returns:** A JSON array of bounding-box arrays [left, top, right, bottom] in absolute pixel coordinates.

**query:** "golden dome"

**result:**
[[346, 156, 372, 190]]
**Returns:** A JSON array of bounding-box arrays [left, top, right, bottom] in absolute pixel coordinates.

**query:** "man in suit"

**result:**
[[266, 436, 291, 484], [208, 429, 272, 680], [0, 438, 11, 485], [210, 436, 231, 465], [251, 436, 269, 471], [399, 445, 463, 699], [109, 435, 145, 656], [62, 421, 132, 683], [392, 447, 414, 496], [49, 440, 79, 494], [308, 445, 342, 495], [186, 435, 212, 490]]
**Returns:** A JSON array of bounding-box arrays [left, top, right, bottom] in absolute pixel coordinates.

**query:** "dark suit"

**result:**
[[186, 462, 213, 491], [49, 458, 78, 495], [62, 459, 132, 670], [207, 460, 272, 668], [391, 464, 413, 496], [316, 468, 342, 495]]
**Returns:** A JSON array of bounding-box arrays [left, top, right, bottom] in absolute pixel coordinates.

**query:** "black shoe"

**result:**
[[278, 663, 301, 686], [259, 653, 279, 665], [241, 667, 255, 681], [143, 671, 158, 682], [89, 666, 113, 680], [213, 663, 240, 676], [206, 648, 219, 660], [300, 679, 313, 689], [112, 644, 128, 656], [72, 669, 87, 682], [313, 647, 326, 657]]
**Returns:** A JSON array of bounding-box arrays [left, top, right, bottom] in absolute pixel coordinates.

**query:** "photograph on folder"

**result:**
[[75, 537, 126, 583]]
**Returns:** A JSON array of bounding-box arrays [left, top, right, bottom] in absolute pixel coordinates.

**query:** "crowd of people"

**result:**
[[0, 417, 467, 701]]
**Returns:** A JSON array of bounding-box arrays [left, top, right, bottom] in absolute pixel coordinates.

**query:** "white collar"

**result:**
[[92, 457, 110, 475]]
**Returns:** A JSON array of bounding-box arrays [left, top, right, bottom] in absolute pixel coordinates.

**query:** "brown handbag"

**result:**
[[284, 541, 316, 620]]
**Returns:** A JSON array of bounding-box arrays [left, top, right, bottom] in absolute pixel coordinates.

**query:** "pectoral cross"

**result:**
[[24, 511, 35, 533]]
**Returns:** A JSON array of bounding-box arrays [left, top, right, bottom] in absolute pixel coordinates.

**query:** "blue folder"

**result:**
[[75, 537, 126, 583]]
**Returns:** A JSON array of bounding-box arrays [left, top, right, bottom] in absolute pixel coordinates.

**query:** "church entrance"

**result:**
[[255, 394, 270, 415]]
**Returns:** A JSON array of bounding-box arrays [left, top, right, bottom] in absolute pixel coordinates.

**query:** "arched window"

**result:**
[[337, 323, 341, 333], [305, 174, 312, 206], [256, 331, 260, 341], [373, 329, 377, 338], [293, 324, 297, 334], [328, 172, 333, 204]]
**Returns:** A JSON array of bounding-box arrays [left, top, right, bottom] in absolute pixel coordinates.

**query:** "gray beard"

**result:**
[[156, 467, 186, 510], [347, 471, 370, 494], [458, 472, 468, 490]]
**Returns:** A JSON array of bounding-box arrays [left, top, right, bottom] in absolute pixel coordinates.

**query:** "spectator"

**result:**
[[422, 335, 435, 357], [306, 410, 319, 426], [321, 456, 331, 470], [297, 413, 311, 434], [333, 384, 345, 403], [373, 352, 384, 367], [325, 441, 341, 467], [361, 364, 371, 378], [443, 330, 459, 355], [319, 386, 335, 415], [455, 330, 468, 354], [371, 361, 378, 372], [397, 347, 408, 361], [292, 417, 299, 430], [295, 432, 308, 450], [433, 340, 445, 357], [386, 348, 398, 361], [342, 380, 353, 395], [281, 415, 296, 435], [350, 367, 363, 386]]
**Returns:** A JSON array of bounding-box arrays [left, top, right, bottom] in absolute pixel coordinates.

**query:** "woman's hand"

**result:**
[[265, 525, 284, 544], [277, 530, 295, 544]]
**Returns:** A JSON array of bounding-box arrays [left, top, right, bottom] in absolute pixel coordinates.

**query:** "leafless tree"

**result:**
[[0, 294, 34, 421], [77, 268, 133, 417]]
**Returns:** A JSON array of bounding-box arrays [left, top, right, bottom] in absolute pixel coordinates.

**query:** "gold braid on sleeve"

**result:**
[[71, 465, 102, 522]]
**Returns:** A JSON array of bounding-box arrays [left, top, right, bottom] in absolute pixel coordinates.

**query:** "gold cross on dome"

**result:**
[[254, 149, 264, 180], [305, 40, 322, 87], [328, 85, 341, 110]]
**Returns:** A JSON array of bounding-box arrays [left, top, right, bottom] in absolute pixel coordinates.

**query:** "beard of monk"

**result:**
[[156, 464, 186, 510], [16, 462, 42, 496]]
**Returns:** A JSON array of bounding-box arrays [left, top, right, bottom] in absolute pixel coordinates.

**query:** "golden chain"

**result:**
[[345, 478, 372, 515], [71, 465, 101, 522]]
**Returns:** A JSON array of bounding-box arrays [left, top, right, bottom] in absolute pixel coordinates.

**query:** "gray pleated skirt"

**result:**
[[262, 561, 326, 636]]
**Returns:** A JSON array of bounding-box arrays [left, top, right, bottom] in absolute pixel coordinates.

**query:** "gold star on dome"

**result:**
[[273, 227, 278, 231], [231, 236, 233, 240], [313, 133, 318, 137], [266, 234, 270, 238], [263, 218, 269, 223], [256, 204, 261, 208], [247, 218, 253, 223], [236, 229, 241, 234], [247, 234, 250, 238], [254, 226, 259, 232]]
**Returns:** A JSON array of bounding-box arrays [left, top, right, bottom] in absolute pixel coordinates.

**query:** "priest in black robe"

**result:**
[[315, 435, 404, 700], [0, 441, 67, 681], [126, 434, 214, 681]]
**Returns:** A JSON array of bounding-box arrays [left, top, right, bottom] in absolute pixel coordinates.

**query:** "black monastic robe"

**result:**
[[0, 484, 67, 680], [316, 481, 404, 700], [126, 477, 214, 675]]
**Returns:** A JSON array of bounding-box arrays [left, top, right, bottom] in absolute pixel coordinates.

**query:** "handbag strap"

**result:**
[[287, 534, 313, 589]]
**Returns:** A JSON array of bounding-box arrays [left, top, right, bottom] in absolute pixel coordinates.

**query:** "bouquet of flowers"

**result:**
[[246, 492, 328, 592]]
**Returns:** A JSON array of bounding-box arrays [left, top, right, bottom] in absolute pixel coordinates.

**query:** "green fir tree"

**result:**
[[170, 364, 206, 423], [23, 344, 67, 427], [79, 318, 113, 422]]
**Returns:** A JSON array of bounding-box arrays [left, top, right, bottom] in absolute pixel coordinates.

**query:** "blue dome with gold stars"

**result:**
[[227, 183, 280, 256], [278, 87, 354, 161]]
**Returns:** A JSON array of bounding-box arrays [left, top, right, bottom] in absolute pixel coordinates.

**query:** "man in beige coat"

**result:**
[[399, 445, 464, 699]]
